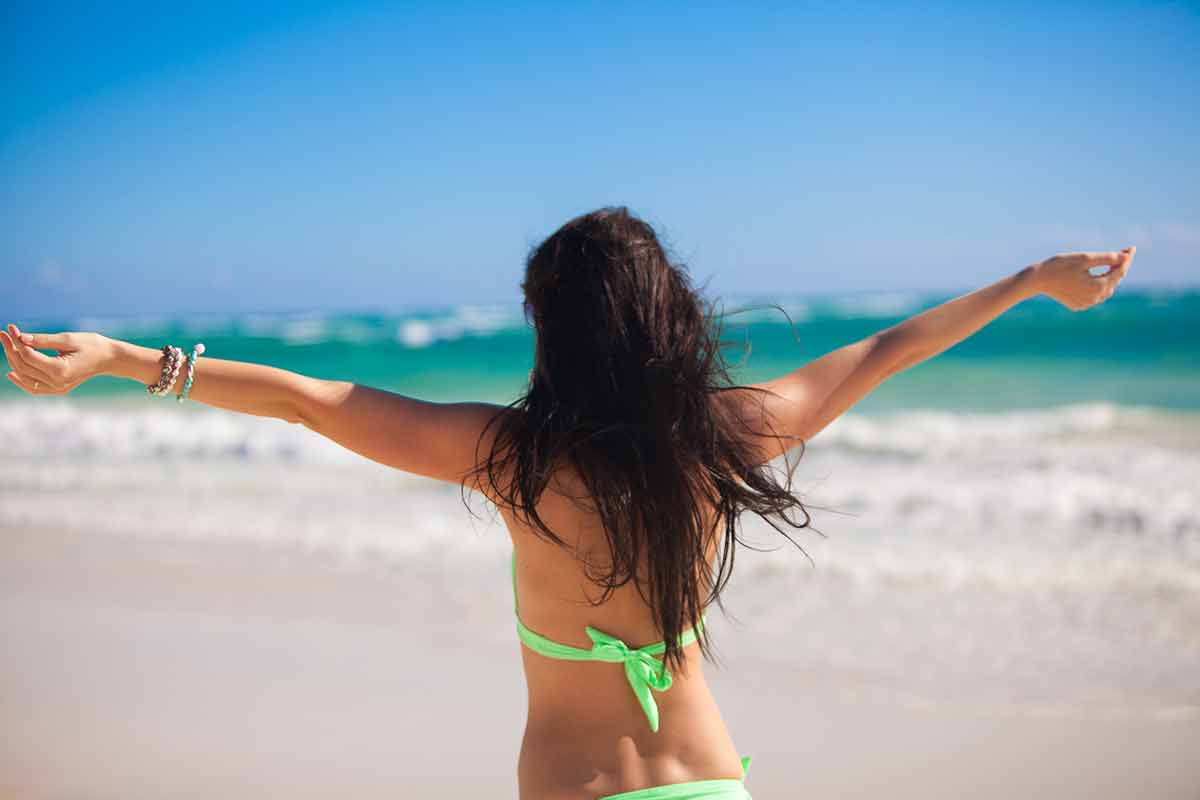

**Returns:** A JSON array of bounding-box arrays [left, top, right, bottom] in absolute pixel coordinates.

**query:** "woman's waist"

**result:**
[[518, 712, 744, 800]]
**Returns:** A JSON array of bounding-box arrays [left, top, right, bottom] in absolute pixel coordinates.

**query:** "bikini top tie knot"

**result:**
[[583, 625, 675, 730], [511, 551, 706, 733]]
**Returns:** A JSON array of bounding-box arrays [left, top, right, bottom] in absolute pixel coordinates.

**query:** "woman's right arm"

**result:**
[[1, 325, 510, 490], [736, 247, 1135, 464], [2, 328, 312, 422]]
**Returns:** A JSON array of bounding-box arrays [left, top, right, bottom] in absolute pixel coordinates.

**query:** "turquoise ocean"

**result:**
[[4, 286, 1198, 410], [2, 286, 1198, 714]]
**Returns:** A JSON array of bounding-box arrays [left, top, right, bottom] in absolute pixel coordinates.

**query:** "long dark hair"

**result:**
[[470, 206, 816, 675]]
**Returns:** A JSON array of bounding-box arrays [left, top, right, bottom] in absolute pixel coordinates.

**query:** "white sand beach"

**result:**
[[3, 521, 1197, 799]]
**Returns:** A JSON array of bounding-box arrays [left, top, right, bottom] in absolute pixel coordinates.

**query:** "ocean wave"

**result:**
[[2, 398, 1194, 463], [810, 402, 1196, 456], [822, 290, 927, 319], [54, 306, 529, 349], [3, 389, 1194, 714], [711, 301, 813, 325], [395, 304, 526, 348], [711, 292, 930, 324], [0, 398, 364, 466], [70, 314, 175, 338], [1, 400, 1195, 561]]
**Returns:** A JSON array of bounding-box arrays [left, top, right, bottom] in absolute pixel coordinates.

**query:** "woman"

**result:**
[[1, 208, 1133, 799]]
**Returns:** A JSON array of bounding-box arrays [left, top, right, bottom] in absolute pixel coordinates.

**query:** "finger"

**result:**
[[1104, 246, 1136, 276], [0, 329, 17, 368], [1102, 260, 1130, 290], [1, 329, 29, 371], [13, 325, 75, 351], [0, 328, 57, 383], [6, 324, 66, 377], [6, 370, 48, 395], [1080, 251, 1124, 268], [1090, 255, 1126, 276], [14, 339, 64, 374], [1, 329, 57, 383]]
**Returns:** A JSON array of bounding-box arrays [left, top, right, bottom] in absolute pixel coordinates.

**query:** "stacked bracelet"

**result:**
[[146, 345, 172, 394], [147, 346, 184, 396], [177, 343, 205, 403]]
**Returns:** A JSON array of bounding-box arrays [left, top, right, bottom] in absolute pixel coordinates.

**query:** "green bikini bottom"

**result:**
[[596, 756, 753, 799]]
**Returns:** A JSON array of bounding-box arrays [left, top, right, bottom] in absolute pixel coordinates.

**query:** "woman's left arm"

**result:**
[[1, 323, 508, 490]]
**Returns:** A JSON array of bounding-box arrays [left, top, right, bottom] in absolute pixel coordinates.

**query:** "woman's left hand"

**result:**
[[1, 322, 112, 395]]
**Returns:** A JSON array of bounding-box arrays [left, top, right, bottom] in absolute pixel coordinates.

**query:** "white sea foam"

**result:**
[[811, 401, 1184, 456], [1, 399, 1194, 561], [70, 314, 174, 337], [394, 304, 525, 349], [824, 290, 926, 319], [2, 397, 1196, 710], [280, 316, 330, 345], [714, 301, 814, 325]]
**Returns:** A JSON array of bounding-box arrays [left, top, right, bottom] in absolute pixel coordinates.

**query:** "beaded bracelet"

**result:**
[[177, 343, 205, 403], [146, 344, 174, 394], [147, 346, 184, 396]]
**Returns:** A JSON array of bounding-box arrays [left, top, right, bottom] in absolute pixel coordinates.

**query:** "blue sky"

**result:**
[[2, 1, 1197, 318]]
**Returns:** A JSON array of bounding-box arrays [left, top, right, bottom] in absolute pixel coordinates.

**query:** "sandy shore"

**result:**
[[2, 525, 1197, 799]]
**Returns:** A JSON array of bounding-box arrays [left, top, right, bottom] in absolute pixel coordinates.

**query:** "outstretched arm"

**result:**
[[1, 324, 508, 491], [734, 247, 1136, 464], [870, 247, 1135, 378]]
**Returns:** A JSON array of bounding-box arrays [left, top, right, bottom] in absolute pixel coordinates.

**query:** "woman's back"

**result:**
[[504, 464, 747, 799]]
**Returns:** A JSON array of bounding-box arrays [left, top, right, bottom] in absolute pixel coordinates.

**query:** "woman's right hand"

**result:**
[[1033, 247, 1136, 311], [1, 323, 113, 395]]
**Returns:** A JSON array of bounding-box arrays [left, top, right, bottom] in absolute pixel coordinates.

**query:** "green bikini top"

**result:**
[[511, 551, 708, 733]]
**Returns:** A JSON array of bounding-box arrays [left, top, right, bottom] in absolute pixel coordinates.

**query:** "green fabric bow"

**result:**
[[584, 625, 675, 732]]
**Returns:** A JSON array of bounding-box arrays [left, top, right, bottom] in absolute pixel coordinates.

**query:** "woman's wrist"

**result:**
[[101, 336, 164, 385], [1015, 262, 1044, 300]]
